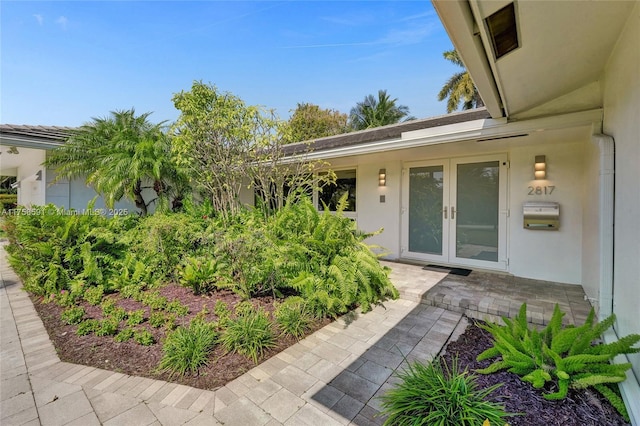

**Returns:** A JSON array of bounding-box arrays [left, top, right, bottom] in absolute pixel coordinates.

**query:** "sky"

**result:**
[[1, 1, 459, 127]]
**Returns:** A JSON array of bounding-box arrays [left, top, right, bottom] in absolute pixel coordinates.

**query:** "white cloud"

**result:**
[[33, 14, 44, 26], [56, 16, 68, 30]]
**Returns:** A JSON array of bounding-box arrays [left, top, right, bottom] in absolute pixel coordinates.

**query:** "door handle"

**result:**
[[451, 206, 456, 220], [443, 206, 448, 219]]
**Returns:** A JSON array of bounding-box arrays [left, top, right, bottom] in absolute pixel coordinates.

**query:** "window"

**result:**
[[254, 175, 313, 210], [318, 169, 356, 212]]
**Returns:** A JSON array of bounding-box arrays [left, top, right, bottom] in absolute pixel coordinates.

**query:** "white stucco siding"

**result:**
[[68, 179, 148, 214], [13, 148, 46, 206], [45, 167, 70, 209], [320, 129, 590, 285], [603, 1, 640, 380], [507, 140, 586, 284]]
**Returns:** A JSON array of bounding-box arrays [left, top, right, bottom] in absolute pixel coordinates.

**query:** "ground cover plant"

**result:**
[[3, 196, 398, 387], [379, 356, 513, 426], [476, 303, 639, 422], [439, 320, 632, 426]]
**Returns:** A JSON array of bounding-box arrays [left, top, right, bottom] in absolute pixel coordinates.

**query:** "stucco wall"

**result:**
[[507, 141, 585, 284], [319, 127, 590, 285], [15, 149, 46, 206], [603, 1, 640, 379]]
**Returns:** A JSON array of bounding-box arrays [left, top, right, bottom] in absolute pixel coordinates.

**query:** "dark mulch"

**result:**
[[32, 285, 330, 390], [30, 289, 631, 424], [442, 320, 630, 426]]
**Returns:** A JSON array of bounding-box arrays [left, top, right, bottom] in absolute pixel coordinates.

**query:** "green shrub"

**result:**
[[122, 213, 210, 283], [126, 309, 145, 326], [159, 320, 218, 377], [274, 297, 312, 339], [141, 291, 167, 310], [234, 301, 255, 317], [178, 256, 221, 295], [119, 284, 143, 300], [109, 307, 127, 322], [0, 193, 17, 210], [96, 318, 119, 336], [114, 327, 135, 342], [101, 298, 116, 315], [83, 285, 105, 305], [166, 300, 189, 316], [214, 301, 231, 327], [149, 311, 167, 328], [220, 308, 275, 363], [61, 306, 85, 325], [54, 290, 76, 307], [165, 313, 177, 331], [76, 319, 99, 336], [477, 303, 640, 421], [379, 357, 511, 426], [134, 329, 155, 346]]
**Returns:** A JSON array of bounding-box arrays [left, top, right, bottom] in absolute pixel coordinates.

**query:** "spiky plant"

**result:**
[[476, 303, 639, 421]]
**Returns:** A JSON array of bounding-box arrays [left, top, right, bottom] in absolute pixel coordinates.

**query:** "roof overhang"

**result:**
[[0, 125, 73, 150], [289, 108, 602, 161], [432, 0, 505, 118], [433, 0, 635, 120]]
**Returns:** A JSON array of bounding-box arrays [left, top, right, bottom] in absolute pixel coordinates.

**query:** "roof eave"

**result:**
[[432, 0, 505, 119], [290, 108, 602, 162]]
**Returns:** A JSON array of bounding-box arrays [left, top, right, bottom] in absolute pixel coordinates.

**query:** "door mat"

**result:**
[[423, 264, 472, 276]]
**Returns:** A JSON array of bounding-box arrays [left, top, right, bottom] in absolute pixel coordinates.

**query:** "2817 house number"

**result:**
[[528, 185, 555, 195]]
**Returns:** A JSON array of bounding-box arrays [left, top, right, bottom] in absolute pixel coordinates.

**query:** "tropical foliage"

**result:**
[[44, 109, 188, 215], [349, 89, 414, 130], [380, 356, 512, 426], [285, 102, 349, 142], [171, 81, 326, 221], [437, 50, 484, 113], [476, 303, 640, 421]]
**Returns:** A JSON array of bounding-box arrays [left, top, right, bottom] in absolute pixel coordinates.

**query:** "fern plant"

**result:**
[[476, 303, 639, 421]]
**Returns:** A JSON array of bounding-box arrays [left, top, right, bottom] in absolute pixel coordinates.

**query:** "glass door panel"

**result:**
[[408, 166, 444, 255], [453, 161, 500, 262], [402, 154, 507, 270]]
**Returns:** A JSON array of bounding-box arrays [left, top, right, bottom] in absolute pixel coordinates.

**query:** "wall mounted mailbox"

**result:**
[[523, 201, 560, 230]]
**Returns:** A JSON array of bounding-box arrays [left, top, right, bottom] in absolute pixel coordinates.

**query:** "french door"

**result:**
[[401, 154, 508, 271]]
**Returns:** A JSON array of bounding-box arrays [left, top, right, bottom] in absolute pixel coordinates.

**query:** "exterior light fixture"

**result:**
[[378, 169, 386, 187], [534, 155, 546, 180]]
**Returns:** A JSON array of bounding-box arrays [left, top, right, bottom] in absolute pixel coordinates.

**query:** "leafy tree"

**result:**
[[171, 81, 325, 221], [285, 103, 349, 143], [437, 49, 484, 113], [45, 109, 187, 215], [349, 89, 414, 130]]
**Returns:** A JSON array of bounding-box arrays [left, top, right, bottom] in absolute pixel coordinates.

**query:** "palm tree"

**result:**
[[45, 109, 187, 215], [349, 90, 415, 130], [438, 50, 484, 113]]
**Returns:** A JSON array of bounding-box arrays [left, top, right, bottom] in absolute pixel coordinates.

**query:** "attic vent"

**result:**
[[485, 2, 518, 59]]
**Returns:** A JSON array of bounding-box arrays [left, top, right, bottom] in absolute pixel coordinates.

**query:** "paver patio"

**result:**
[[1, 245, 591, 425]]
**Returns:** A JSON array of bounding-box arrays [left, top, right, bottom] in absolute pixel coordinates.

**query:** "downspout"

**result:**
[[591, 133, 614, 320], [593, 133, 640, 425]]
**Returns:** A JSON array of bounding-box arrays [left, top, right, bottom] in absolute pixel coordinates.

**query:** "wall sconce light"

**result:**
[[378, 169, 386, 187], [36, 170, 43, 181], [534, 155, 546, 180]]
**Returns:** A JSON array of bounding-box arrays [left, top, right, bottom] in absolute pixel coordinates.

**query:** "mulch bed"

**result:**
[[31, 284, 330, 390], [31, 287, 631, 424], [441, 320, 630, 426]]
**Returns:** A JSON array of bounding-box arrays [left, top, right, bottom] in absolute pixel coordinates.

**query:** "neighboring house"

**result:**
[[0, 124, 139, 213]]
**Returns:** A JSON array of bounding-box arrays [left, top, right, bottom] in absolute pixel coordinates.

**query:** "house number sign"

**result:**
[[527, 185, 555, 195]]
